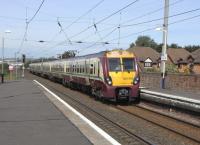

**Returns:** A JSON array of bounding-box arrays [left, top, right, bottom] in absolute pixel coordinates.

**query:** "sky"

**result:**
[[0, 0, 200, 58]]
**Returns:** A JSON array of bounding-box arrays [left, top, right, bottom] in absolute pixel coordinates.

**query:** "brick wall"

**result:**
[[140, 73, 200, 93]]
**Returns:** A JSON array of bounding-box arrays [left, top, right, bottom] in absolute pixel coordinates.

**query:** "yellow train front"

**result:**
[[96, 50, 140, 102]]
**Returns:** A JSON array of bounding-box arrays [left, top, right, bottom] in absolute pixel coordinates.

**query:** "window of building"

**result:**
[[144, 58, 153, 68], [144, 62, 152, 67]]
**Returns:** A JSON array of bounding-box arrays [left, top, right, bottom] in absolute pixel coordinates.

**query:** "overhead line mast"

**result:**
[[161, 0, 169, 89]]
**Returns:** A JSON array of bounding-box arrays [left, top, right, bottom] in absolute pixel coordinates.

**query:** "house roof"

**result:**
[[128, 46, 160, 63], [192, 49, 200, 63], [145, 58, 153, 63], [167, 48, 192, 64]]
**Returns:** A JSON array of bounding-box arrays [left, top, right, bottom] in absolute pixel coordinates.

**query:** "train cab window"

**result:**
[[90, 64, 93, 74], [108, 58, 121, 72], [122, 58, 135, 71]]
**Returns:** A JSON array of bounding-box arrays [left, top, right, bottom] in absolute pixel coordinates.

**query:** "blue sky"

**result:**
[[0, 0, 200, 58]]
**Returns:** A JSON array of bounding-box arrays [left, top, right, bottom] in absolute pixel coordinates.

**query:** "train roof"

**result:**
[[30, 49, 135, 64], [67, 51, 106, 60]]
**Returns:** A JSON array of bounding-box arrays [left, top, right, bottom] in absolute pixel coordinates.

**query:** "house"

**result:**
[[192, 49, 200, 74], [167, 48, 194, 73], [128, 46, 160, 71]]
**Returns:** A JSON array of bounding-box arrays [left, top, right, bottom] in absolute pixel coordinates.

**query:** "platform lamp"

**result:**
[[1, 30, 11, 82]]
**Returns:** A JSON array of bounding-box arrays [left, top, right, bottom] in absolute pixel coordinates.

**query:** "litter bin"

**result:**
[[1, 73, 4, 83]]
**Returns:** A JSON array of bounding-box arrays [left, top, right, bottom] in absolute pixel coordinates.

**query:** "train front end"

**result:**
[[103, 50, 140, 102]]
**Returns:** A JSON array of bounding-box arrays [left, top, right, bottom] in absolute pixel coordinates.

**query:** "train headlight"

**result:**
[[133, 76, 140, 85], [105, 76, 112, 86]]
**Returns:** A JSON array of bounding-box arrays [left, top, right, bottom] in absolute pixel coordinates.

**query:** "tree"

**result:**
[[169, 43, 179, 48], [153, 43, 163, 53], [61, 50, 77, 59], [185, 45, 200, 52], [135, 35, 157, 48], [129, 42, 135, 48]]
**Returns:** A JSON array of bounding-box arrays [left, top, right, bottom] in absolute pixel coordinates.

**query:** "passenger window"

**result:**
[[98, 62, 100, 77], [90, 64, 93, 74], [94, 64, 96, 75]]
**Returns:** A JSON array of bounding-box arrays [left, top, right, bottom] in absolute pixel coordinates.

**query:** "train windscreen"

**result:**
[[122, 58, 135, 71], [108, 58, 121, 72]]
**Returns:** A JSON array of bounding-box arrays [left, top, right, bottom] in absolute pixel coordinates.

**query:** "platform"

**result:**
[[142, 88, 200, 101], [140, 88, 200, 112], [0, 80, 117, 145]]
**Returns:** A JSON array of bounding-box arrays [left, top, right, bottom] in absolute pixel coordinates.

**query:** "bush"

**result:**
[[165, 64, 179, 73], [144, 67, 159, 73], [0, 63, 9, 74]]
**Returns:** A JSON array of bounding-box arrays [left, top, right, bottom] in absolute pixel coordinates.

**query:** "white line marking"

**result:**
[[141, 89, 200, 104], [33, 80, 121, 145]]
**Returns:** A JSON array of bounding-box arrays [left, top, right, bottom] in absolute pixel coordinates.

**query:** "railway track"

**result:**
[[27, 72, 200, 145], [136, 103, 200, 128], [41, 81, 153, 145], [115, 105, 200, 143]]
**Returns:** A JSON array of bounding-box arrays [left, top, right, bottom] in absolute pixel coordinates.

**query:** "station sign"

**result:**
[[161, 54, 168, 61], [9, 65, 14, 71]]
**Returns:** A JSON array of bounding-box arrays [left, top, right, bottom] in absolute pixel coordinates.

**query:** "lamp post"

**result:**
[[1, 30, 11, 82], [15, 51, 19, 79]]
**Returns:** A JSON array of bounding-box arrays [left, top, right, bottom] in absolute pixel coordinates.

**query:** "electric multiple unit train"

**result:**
[[29, 50, 140, 102]]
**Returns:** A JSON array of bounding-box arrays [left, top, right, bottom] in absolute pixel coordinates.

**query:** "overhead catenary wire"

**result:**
[[77, 6, 200, 54], [31, 13, 200, 57], [27, 0, 45, 24], [40, 6, 200, 56], [17, 7, 29, 53], [93, 19, 103, 41], [68, 0, 140, 39], [121, 7, 200, 27], [77, 27, 118, 53], [122, 0, 184, 24], [107, 13, 200, 42], [17, 0, 45, 53], [57, 18, 72, 45], [64, 0, 105, 30], [54, 0, 184, 49], [41, 0, 140, 56], [42, 0, 106, 51], [23, 0, 198, 57]]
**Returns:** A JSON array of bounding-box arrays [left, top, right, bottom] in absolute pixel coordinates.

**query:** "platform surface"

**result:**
[[0, 80, 92, 145], [141, 87, 200, 102]]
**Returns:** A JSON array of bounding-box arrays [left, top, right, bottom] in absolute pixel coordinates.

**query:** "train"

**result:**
[[29, 50, 140, 102]]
